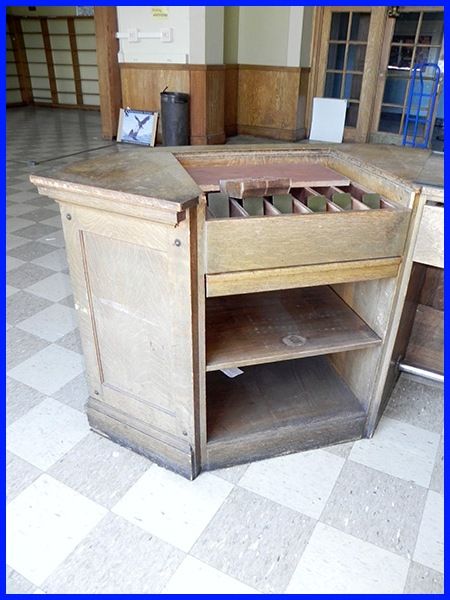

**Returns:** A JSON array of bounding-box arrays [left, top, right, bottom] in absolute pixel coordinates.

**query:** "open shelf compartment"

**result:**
[[205, 354, 367, 469], [206, 285, 381, 371]]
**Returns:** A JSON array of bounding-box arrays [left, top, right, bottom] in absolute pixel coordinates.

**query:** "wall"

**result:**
[[237, 7, 290, 67]]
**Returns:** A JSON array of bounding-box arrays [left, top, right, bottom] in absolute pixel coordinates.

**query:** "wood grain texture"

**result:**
[[206, 286, 381, 371], [205, 355, 366, 469], [30, 148, 200, 215], [236, 65, 301, 141], [413, 204, 444, 268], [40, 17, 58, 104], [420, 266, 444, 311], [224, 65, 238, 137], [205, 257, 401, 297], [186, 162, 349, 191], [67, 17, 83, 106], [404, 304, 443, 374], [94, 7, 122, 139], [206, 209, 410, 273]]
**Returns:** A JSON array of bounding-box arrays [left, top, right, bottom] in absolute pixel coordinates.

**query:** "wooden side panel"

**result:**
[[206, 210, 410, 273], [206, 67, 226, 144], [60, 202, 200, 478], [404, 305, 443, 374], [237, 66, 301, 141], [413, 204, 444, 268]]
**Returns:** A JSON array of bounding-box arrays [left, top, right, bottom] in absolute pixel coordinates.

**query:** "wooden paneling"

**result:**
[[405, 305, 443, 374], [67, 17, 83, 105], [420, 266, 444, 311], [413, 204, 444, 268], [189, 66, 226, 145], [40, 17, 58, 103], [94, 7, 122, 138], [224, 65, 238, 137], [206, 209, 410, 274], [236, 65, 301, 141]]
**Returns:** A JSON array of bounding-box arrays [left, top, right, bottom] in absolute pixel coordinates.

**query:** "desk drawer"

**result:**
[[206, 187, 411, 274]]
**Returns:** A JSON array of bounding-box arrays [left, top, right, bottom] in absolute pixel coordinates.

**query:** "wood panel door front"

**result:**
[[315, 7, 385, 142]]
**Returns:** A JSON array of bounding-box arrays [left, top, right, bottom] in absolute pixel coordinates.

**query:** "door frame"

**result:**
[[369, 5, 444, 145], [308, 6, 387, 143]]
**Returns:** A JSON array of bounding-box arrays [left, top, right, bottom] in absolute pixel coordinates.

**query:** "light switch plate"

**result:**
[[161, 28, 173, 42]]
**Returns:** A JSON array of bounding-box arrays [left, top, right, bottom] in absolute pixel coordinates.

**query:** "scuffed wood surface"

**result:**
[[30, 148, 201, 213], [206, 286, 381, 371]]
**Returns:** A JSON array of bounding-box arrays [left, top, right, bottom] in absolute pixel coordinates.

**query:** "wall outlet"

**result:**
[[161, 28, 173, 43], [128, 28, 139, 43]]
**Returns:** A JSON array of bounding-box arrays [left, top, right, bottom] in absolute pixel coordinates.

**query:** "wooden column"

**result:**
[[67, 17, 83, 106], [94, 7, 122, 139], [7, 15, 33, 105], [189, 66, 226, 145], [40, 17, 58, 104]]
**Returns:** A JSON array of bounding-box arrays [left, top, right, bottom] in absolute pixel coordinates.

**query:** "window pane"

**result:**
[[346, 44, 366, 71], [330, 13, 349, 41], [345, 102, 359, 127], [324, 72, 342, 98], [419, 12, 444, 46], [382, 75, 409, 105], [378, 106, 402, 133], [388, 45, 413, 70], [350, 12, 370, 41], [414, 46, 441, 65], [327, 43, 345, 70], [343, 74, 362, 100], [392, 12, 420, 44]]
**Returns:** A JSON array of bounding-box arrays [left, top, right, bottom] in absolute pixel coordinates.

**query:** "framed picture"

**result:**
[[117, 108, 158, 147]]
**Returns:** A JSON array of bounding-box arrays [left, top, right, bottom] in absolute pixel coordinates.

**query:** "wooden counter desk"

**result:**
[[31, 145, 425, 479]]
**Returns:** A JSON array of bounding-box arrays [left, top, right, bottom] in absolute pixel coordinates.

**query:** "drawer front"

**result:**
[[206, 210, 411, 274]]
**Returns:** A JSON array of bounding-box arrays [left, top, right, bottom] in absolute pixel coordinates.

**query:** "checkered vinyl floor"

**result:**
[[6, 106, 444, 594]]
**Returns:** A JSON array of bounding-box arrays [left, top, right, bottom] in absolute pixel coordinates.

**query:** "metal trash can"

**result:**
[[160, 91, 189, 146]]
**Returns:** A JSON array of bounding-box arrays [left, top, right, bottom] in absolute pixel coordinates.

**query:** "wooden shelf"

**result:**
[[206, 286, 381, 371], [206, 355, 366, 468]]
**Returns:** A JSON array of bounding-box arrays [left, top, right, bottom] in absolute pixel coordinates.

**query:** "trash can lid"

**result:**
[[160, 91, 189, 103]]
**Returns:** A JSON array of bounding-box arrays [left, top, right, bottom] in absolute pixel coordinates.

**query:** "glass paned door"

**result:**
[[372, 9, 443, 144], [315, 7, 386, 142]]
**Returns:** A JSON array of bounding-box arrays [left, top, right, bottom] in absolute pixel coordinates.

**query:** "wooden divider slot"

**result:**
[[292, 197, 313, 214], [336, 183, 399, 210], [229, 197, 250, 218], [263, 199, 281, 215]]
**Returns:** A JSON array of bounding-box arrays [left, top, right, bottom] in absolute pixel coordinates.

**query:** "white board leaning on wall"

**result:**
[[309, 98, 347, 143]]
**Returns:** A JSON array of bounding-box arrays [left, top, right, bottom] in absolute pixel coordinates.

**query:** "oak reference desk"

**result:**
[[31, 146, 424, 479]]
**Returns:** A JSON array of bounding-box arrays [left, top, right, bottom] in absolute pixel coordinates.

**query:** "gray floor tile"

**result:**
[[12, 223, 59, 241], [7, 263, 55, 290], [56, 329, 83, 354], [20, 207, 59, 222], [16, 303, 78, 343], [6, 327, 50, 370], [6, 566, 37, 594], [6, 234, 29, 251], [49, 432, 151, 508], [7, 451, 42, 503], [323, 441, 355, 459], [191, 487, 314, 593], [7, 290, 52, 326], [42, 513, 184, 594], [385, 374, 443, 433], [52, 372, 89, 412], [213, 463, 250, 484], [429, 435, 443, 495], [8, 240, 56, 262], [404, 561, 444, 594], [321, 461, 427, 557], [6, 377, 48, 426]]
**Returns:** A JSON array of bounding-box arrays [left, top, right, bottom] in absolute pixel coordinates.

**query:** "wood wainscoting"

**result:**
[[120, 63, 225, 145], [226, 65, 310, 142]]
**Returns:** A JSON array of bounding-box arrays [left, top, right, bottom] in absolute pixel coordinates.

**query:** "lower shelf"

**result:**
[[205, 355, 366, 469]]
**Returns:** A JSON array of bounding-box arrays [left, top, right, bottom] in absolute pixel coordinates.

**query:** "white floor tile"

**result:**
[[113, 465, 233, 552], [7, 397, 89, 470], [286, 523, 409, 594], [8, 344, 85, 396], [349, 417, 439, 487], [413, 491, 444, 573], [32, 248, 68, 272], [16, 303, 78, 342], [7, 203, 35, 217], [6, 474, 106, 586], [26, 272, 73, 302], [163, 556, 259, 594], [6, 234, 29, 251], [239, 450, 344, 519]]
